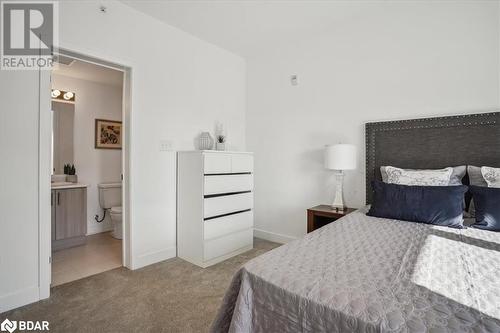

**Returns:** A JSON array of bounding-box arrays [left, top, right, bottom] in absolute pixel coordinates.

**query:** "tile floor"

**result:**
[[52, 232, 122, 287]]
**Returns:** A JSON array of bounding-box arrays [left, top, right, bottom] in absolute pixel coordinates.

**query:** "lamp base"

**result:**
[[331, 204, 347, 212], [331, 171, 345, 211]]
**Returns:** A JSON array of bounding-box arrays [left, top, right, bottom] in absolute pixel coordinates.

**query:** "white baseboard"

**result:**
[[0, 285, 39, 313], [131, 246, 177, 270], [253, 228, 298, 244], [87, 222, 113, 236]]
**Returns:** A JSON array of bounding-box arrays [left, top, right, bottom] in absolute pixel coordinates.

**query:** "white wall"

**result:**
[[52, 75, 123, 235], [247, 1, 500, 241], [60, 1, 245, 269], [0, 72, 39, 311], [1, 0, 245, 311]]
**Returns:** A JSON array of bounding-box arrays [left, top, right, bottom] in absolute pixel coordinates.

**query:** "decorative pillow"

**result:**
[[383, 166, 453, 186], [467, 166, 488, 187], [481, 166, 500, 188], [367, 180, 467, 228], [467, 166, 499, 217], [381, 166, 465, 185], [469, 186, 500, 231]]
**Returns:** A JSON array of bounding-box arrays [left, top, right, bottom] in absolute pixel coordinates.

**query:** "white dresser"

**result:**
[[177, 151, 254, 268]]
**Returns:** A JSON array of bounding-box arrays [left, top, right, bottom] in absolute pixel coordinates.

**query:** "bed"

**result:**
[[212, 112, 500, 333]]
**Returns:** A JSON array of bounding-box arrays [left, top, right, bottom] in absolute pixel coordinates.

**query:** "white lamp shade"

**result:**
[[324, 144, 357, 170]]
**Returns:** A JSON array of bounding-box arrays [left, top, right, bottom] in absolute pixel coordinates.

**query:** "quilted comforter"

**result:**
[[211, 209, 500, 333]]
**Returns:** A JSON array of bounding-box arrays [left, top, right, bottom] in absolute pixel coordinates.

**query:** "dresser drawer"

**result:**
[[204, 192, 253, 218], [231, 154, 253, 173], [204, 228, 253, 261], [204, 153, 231, 174], [204, 211, 253, 240], [204, 174, 253, 195]]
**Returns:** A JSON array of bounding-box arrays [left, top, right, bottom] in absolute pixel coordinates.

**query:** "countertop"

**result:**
[[51, 182, 89, 190]]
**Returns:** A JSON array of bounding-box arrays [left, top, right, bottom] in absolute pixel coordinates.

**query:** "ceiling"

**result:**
[[53, 59, 123, 87], [121, 0, 369, 57]]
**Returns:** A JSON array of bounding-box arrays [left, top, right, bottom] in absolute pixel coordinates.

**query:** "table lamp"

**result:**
[[324, 144, 357, 211]]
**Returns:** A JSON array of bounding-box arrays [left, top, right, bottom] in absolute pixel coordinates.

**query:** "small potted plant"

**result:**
[[65, 163, 78, 183], [216, 135, 226, 151]]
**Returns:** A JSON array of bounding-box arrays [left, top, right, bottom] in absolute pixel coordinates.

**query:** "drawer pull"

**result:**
[[204, 209, 252, 221], [204, 190, 251, 199], [205, 172, 252, 176]]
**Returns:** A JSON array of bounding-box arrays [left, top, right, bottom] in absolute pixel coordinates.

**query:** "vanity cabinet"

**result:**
[[51, 187, 87, 251], [177, 151, 254, 268]]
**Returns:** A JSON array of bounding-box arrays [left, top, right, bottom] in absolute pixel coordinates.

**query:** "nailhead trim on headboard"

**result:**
[[365, 112, 500, 204]]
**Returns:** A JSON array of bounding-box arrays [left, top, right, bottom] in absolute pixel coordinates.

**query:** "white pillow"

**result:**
[[381, 166, 465, 185], [384, 166, 453, 186], [481, 166, 500, 188]]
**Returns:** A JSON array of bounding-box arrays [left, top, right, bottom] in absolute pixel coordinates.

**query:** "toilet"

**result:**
[[98, 182, 122, 239]]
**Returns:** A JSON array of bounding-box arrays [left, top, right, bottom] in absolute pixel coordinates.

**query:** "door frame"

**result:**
[[39, 47, 133, 300]]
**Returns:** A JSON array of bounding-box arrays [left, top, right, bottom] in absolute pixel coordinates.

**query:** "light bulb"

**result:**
[[63, 91, 74, 100], [51, 89, 61, 98]]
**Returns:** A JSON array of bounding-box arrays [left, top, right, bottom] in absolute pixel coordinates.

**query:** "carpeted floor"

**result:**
[[1, 238, 280, 333]]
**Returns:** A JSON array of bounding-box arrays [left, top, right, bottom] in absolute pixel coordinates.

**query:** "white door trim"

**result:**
[[39, 47, 133, 302], [38, 66, 52, 300]]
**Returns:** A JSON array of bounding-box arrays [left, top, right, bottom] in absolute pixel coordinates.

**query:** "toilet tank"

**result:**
[[98, 182, 122, 209]]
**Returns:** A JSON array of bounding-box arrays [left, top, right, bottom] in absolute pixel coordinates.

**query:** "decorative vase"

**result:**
[[216, 142, 226, 151], [66, 174, 78, 183], [198, 132, 214, 150]]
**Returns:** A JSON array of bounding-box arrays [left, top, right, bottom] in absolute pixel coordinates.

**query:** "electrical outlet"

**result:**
[[159, 140, 173, 151]]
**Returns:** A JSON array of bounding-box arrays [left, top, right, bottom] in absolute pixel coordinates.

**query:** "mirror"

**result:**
[[52, 101, 75, 174]]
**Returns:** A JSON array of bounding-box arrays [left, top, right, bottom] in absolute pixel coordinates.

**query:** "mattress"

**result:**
[[211, 209, 500, 333]]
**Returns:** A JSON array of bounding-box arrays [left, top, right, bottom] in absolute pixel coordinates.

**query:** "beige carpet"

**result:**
[[1, 238, 280, 333]]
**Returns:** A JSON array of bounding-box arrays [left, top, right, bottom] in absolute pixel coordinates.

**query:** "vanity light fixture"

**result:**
[[51, 89, 76, 102]]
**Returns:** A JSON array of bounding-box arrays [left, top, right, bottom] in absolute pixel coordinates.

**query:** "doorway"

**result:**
[[41, 49, 132, 290]]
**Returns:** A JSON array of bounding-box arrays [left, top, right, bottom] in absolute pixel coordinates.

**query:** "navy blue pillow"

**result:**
[[469, 186, 500, 231], [367, 180, 468, 228]]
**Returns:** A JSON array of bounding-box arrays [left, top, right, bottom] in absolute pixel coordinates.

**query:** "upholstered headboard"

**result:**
[[365, 112, 500, 204]]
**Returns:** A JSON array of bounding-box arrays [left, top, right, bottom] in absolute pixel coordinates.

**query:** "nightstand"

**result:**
[[307, 205, 356, 233]]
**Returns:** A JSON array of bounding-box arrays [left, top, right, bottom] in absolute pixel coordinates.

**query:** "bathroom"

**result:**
[[50, 56, 124, 286]]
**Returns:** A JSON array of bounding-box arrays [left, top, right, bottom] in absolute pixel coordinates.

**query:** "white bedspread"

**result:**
[[212, 210, 500, 333]]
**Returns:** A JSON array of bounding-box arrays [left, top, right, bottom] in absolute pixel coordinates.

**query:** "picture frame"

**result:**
[[95, 119, 122, 149]]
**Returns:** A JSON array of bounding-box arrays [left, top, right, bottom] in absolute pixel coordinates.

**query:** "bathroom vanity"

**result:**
[[50, 101, 89, 251], [51, 183, 88, 251]]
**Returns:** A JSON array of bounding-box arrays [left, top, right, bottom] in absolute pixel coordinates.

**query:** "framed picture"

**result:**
[[95, 119, 122, 149]]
